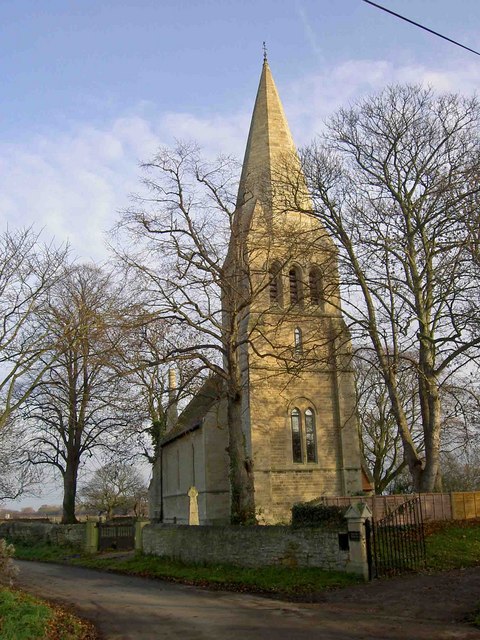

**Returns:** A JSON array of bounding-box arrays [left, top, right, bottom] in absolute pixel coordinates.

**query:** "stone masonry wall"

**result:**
[[0, 521, 86, 549], [143, 523, 349, 571]]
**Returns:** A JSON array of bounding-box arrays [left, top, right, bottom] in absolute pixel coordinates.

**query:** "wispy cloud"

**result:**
[[0, 110, 248, 261], [295, 1, 325, 62], [286, 58, 480, 144], [0, 120, 157, 261], [1, 57, 478, 261]]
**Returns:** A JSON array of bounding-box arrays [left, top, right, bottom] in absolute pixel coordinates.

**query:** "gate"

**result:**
[[369, 496, 426, 578], [98, 522, 135, 551]]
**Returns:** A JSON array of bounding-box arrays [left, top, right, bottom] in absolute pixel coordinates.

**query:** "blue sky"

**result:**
[[3, 0, 480, 508], [2, 0, 480, 262], [1, 0, 480, 261]]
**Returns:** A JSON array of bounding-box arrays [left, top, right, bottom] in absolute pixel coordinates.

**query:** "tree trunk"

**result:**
[[381, 370, 424, 490], [413, 328, 442, 493], [62, 458, 79, 524], [227, 386, 255, 524], [418, 375, 442, 492]]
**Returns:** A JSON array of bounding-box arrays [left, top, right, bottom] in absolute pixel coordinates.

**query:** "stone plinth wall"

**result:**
[[0, 521, 86, 549], [143, 523, 349, 571]]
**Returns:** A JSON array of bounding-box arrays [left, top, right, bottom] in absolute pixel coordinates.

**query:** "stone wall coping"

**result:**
[[146, 522, 346, 532]]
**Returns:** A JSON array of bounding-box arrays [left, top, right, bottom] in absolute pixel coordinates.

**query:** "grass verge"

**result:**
[[425, 520, 480, 571], [0, 586, 96, 640], [13, 543, 361, 599], [11, 520, 480, 602], [75, 553, 361, 597]]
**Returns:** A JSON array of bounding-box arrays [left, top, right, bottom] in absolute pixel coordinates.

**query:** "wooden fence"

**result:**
[[319, 491, 480, 522], [450, 492, 480, 520]]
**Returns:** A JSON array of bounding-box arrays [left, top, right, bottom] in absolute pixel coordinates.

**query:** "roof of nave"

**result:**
[[160, 374, 224, 446]]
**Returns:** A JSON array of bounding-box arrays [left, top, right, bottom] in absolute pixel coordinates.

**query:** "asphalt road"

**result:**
[[15, 560, 480, 639]]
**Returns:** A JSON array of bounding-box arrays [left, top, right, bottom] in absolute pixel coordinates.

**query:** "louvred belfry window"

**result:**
[[309, 267, 323, 306], [289, 267, 300, 304], [269, 262, 282, 305]]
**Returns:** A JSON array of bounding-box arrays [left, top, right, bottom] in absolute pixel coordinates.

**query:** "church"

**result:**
[[149, 58, 366, 525]]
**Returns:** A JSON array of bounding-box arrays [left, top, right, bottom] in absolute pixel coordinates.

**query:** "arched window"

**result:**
[[269, 262, 282, 306], [294, 327, 303, 355], [309, 267, 323, 306], [289, 404, 319, 465], [291, 408, 302, 463], [304, 408, 317, 463], [289, 266, 301, 305]]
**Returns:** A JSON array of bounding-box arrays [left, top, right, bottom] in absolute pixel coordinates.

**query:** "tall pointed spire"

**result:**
[[236, 60, 299, 207]]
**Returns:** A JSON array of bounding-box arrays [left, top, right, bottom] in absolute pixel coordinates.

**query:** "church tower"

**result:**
[[150, 58, 365, 527], [225, 58, 363, 523]]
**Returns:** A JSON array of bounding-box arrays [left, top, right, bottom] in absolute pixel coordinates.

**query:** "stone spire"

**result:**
[[236, 59, 298, 208]]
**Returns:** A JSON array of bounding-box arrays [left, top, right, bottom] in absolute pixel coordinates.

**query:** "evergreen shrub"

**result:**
[[291, 502, 346, 528]]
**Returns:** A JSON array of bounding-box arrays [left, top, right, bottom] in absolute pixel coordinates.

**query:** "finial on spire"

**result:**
[[262, 41, 268, 62]]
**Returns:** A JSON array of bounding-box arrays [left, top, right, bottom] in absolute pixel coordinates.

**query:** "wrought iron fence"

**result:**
[[370, 496, 426, 578]]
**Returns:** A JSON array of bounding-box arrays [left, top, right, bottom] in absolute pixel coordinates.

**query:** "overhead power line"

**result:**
[[362, 0, 480, 57]]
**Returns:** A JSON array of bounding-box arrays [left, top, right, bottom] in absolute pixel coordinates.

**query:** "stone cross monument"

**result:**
[[188, 486, 199, 525]]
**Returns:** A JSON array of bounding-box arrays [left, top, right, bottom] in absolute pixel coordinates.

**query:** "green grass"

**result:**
[[12, 542, 361, 598], [75, 553, 361, 596], [11, 543, 79, 564], [425, 520, 480, 571], [0, 587, 51, 640], [0, 587, 95, 640]]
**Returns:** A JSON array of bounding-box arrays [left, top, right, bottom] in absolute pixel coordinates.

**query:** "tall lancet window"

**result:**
[[269, 261, 282, 306], [294, 327, 303, 356], [309, 267, 323, 307], [291, 408, 302, 463], [289, 266, 301, 305], [304, 408, 317, 463]]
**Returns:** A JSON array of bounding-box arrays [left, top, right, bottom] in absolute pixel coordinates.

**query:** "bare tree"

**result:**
[[354, 351, 420, 493], [0, 227, 67, 430], [0, 416, 40, 502], [79, 462, 147, 519], [354, 351, 479, 493], [114, 143, 322, 523], [22, 264, 145, 523], [299, 85, 480, 491], [441, 376, 480, 453], [116, 319, 207, 464], [114, 144, 256, 522], [441, 446, 480, 492]]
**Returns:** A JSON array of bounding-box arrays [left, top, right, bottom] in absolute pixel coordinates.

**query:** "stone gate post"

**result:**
[[85, 521, 99, 554], [135, 520, 150, 552], [344, 503, 372, 580]]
